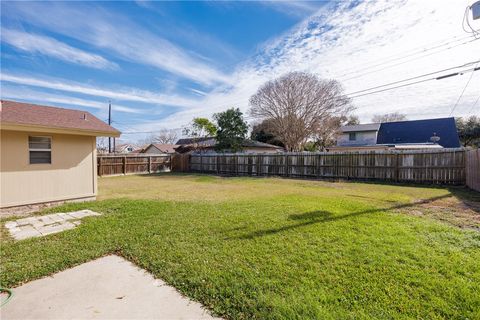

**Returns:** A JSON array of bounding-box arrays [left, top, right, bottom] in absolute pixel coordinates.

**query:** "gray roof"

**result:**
[[176, 137, 215, 145], [242, 140, 284, 149], [175, 137, 283, 150], [340, 123, 381, 132]]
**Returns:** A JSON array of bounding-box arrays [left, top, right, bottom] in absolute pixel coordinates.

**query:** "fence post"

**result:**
[[284, 154, 288, 177], [123, 156, 127, 175], [235, 155, 238, 176], [148, 156, 152, 173], [316, 153, 320, 178], [394, 153, 399, 182], [200, 154, 203, 173], [98, 156, 102, 177]]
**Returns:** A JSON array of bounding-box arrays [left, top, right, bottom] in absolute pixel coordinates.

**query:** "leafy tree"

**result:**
[[250, 119, 284, 147], [183, 117, 217, 138], [303, 141, 317, 152], [214, 108, 248, 152], [249, 71, 352, 151], [456, 116, 480, 147], [371, 112, 407, 123]]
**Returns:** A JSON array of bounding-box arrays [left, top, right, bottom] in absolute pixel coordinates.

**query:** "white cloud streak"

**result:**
[[1, 28, 118, 70], [3, 2, 230, 86], [0, 85, 140, 114], [169, 0, 480, 127], [1, 73, 198, 108]]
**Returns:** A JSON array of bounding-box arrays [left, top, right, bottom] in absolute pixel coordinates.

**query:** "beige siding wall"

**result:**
[[337, 131, 378, 146], [1, 130, 96, 208]]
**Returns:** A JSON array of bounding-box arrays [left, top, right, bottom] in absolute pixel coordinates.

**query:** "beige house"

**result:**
[[0, 100, 120, 208], [143, 143, 179, 154]]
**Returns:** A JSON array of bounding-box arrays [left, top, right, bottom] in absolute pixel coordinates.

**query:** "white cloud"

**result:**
[[3, 2, 230, 86], [1, 73, 198, 108], [0, 85, 140, 114], [259, 1, 323, 17], [1, 28, 118, 70], [2, 0, 479, 134], [186, 0, 480, 125]]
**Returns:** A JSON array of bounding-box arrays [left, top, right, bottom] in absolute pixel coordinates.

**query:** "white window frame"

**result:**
[[29, 136, 52, 165], [349, 132, 357, 141]]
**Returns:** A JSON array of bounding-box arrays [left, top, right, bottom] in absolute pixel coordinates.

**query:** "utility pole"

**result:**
[[108, 101, 112, 153]]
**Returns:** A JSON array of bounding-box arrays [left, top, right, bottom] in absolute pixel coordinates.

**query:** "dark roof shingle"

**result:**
[[376, 117, 460, 148]]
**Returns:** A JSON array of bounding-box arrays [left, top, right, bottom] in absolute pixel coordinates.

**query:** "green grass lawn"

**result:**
[[1, 174, 480, 319]]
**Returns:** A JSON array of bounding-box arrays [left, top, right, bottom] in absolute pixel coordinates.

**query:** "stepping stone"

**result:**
[[4, 210, 102, 241]]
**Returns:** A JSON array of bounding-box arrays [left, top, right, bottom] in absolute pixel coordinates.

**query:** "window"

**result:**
[[29, 136, 51, 164], [349, 132, 357, 141]]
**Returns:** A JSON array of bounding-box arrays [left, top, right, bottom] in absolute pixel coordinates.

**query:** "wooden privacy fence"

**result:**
[[189, 149, 467, 185], [171, 154, 190, 172], [97, 154, 171, 176], [466, 149, 480, 191]]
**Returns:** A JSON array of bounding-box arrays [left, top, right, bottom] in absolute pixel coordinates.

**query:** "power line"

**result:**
[[350, 66, 479, 101], [345, 60, 480, 97], [340, 38, 478, 82], [449, 62, 479, 116], [468, 95, 480, 115], [334, 34, 476, 79]]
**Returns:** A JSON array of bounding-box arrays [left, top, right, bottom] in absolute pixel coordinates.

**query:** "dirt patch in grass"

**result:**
[[408, 188, 480, 230]]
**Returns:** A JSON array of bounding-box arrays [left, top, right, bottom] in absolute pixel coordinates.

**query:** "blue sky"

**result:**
[[1, 1, 479, 142]]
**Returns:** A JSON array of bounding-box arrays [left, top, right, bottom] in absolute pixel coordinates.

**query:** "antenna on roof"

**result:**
[[430, 132, 441, 144]]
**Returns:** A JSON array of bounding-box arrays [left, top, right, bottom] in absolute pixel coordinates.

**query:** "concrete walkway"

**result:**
[[5, 209, 101, 240], [2, 255, 220, 319]]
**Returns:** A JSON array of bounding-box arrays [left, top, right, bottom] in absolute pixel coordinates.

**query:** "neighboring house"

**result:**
[[175, 137, 284, 154], [330, 117, 460, 151], [0, 100, 120, 208], [142, 143, 179, 154], [115, 143, 137, 153]]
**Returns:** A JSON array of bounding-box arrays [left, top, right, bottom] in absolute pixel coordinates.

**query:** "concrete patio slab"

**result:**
[[4, 210, 101, 240], [2, 255, 220, 320]]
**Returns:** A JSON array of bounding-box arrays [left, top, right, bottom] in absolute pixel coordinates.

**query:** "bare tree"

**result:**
[[136, 130, 179, 146], [249, 72, 352, 151], [96, 137, 109, 153], [371, 112, 407, 123], [312, 116, 346, 151], [136, 134, 156, 147], [153, 129, 178, 144]]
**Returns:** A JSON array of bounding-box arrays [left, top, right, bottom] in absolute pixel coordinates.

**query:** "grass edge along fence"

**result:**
[[189, 149, 469, 185], [97, 154, 171, 176]]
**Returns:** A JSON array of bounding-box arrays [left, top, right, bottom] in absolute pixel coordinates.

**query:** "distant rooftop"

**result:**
[[377, 117, 460, 148], [340, 123, 381, 132], [339, 117, 460, 148]]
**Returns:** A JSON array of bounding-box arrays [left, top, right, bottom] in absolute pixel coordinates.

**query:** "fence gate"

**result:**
[[171, 154, 190, 172]]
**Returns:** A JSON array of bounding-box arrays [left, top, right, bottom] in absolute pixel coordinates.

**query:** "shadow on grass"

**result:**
[[227, 194, 452, 240], [447, 187, 480, 214]]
